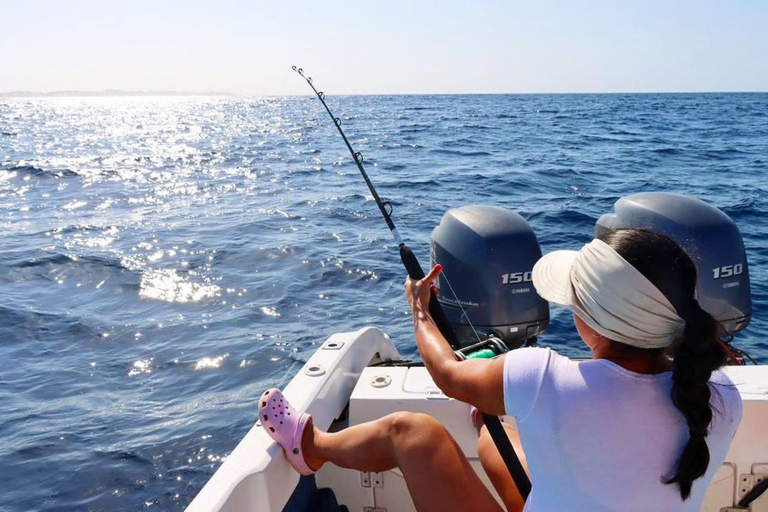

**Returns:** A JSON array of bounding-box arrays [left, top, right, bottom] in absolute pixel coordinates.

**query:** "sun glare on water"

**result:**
[[139, 269, 221, 303]]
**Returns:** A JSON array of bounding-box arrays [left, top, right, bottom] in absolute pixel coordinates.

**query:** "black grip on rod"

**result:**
[[484, 413, 532, 499], [398, 243, 425, 280], [399, 244, 461, 350]]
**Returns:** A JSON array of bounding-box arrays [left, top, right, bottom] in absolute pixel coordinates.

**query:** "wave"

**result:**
[[581, 133, 636, 143], [651, 147, 681, 155], [9, 252, 129, 273], [381, 163, 407, 171], [443, 137, 485, 147], [398, 124, 433, 134], [543, 208, 598, 226], [381, 178, 440, 189], [609, 129, 642, 136], [0, 304, 106, 340], [720, 196, 762, 218], [429, 148, 492, 157], [2, 164, 79, 178], [702, 148, 747, 159]]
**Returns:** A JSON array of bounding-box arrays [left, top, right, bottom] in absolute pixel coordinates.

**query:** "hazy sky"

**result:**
[[1, 0, 766, 95]]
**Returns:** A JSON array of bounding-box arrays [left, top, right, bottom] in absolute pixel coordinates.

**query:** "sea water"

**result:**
[[1, 93, 766, 510]]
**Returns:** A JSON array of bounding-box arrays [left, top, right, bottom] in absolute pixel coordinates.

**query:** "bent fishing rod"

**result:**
[[291, 66, 460, 348], [292, 66, 532, 499]]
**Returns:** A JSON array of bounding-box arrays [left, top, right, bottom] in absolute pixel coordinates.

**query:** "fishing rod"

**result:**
[[291, 66, 461, 350], [292, 66, 532, 499]]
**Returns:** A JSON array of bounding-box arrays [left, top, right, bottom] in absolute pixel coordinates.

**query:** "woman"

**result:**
[[259, 229, 742, 511]]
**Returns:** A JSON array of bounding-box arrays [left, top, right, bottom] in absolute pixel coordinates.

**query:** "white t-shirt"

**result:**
[[503, 347, 743, 512]]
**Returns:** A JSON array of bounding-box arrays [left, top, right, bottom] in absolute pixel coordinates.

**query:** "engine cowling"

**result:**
[[431, 205, 549, 349], [596, 192, 751, 336]]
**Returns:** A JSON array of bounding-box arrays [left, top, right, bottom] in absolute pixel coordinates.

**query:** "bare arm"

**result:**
[[405, 265, 506, 416]]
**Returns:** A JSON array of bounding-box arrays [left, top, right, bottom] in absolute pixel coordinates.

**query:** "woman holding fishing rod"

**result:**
[[259, 227, 742, 511]]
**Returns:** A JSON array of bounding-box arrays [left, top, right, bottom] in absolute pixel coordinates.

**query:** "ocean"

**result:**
[[1, 93, 766, 510]]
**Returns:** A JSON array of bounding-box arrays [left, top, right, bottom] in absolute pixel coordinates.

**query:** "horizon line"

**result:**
[[2, 89, 767, 98]]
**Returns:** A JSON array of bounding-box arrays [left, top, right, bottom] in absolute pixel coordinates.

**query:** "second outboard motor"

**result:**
[[596, 192, 751, 336], [431, 205, 549, 350]]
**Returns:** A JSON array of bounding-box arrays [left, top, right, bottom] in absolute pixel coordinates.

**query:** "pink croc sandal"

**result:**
[[259, 388, 316, 475]]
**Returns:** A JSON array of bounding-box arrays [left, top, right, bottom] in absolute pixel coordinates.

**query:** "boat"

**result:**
[[186, 326, 768, 512], [187, 193, 768, 512]]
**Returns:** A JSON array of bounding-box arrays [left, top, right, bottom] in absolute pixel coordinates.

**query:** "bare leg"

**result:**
[[302, 412, 503, 512], [477, 423, 529, 512]]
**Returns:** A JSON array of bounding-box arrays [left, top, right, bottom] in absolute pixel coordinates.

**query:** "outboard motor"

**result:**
[[431, 205, 549, 351], [596, 192, 751, 336]]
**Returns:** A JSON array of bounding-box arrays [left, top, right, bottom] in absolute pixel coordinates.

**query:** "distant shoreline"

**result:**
[[0, 90, 235, 98], [1, 90, 765, 98]]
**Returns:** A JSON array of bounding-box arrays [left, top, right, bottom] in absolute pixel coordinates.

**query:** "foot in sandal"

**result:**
[[258, 388, 318, 475]]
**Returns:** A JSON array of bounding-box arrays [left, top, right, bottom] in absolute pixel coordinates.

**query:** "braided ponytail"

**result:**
[[598, 229, 729, 501], [664, 301, 726, 499]]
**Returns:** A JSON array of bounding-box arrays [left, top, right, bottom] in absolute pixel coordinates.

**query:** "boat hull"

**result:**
[[186, 327, 400, 512]]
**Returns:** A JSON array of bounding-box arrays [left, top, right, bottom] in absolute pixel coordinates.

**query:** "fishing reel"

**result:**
[[454, 336, 510, 361]]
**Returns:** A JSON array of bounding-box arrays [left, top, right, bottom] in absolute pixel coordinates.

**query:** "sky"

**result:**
[[1, 0, 766, 95]]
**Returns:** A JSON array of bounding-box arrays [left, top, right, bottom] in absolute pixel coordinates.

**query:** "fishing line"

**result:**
[[276, 68, 297, 94]]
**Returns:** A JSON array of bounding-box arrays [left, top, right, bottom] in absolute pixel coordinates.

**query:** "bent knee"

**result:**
[[387, 412, 443, 438]]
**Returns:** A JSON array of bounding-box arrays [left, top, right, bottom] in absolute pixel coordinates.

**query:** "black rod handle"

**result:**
[[484, 414, 532, 499], [399, 244, 461, 350]]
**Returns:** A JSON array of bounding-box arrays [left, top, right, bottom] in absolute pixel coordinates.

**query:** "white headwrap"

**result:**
[[532, 239, 685, 348]]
